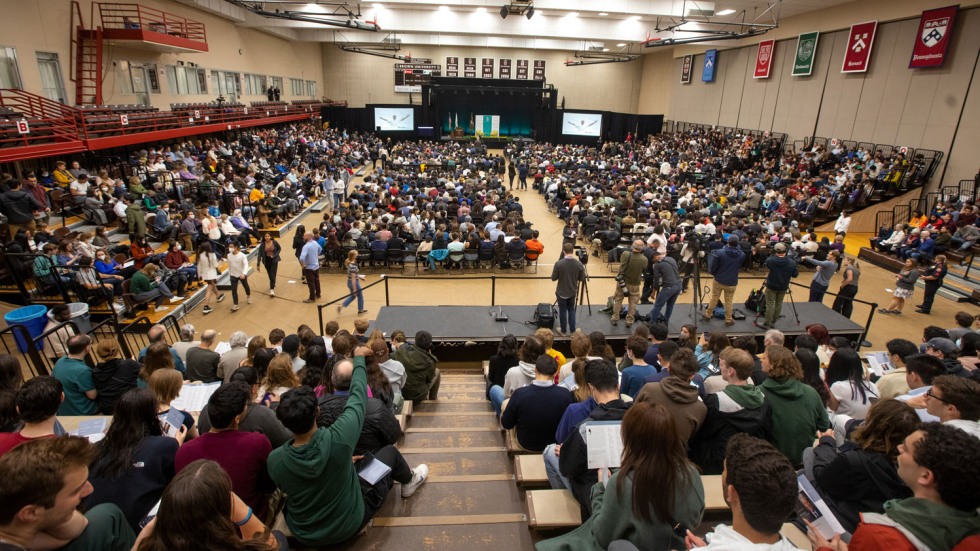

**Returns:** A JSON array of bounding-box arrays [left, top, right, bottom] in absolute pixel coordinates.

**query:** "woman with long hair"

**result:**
[[806, 323, 833, 366], [587, 331, 616, 363], [824, 347, 879, 420], [0, 354, 24, 432], [878, 257, 918, 315], [148, 368, 198, 441], [795, 348, 831, 408], [138, 341, 175, 388], [92, 338, 140, 414], [133, 459, 282, 551], [256, 232, 281, 296], [831, 256, 861, 319], [760, 345, 830, 467], [292, 224, 307, 283], [364, 348, 395, 410], [338, 249, 366, 314], [808, 399, 920, 533], [239, 335, 268, 370], [300, 345, 329, 393], [537, 401, 705, 551], [85, 388, 182, 532], [197, 241, 225, 315], [487, 334, 520, 395], [259, 353, 300, 404], [677, 324, 699, 351]]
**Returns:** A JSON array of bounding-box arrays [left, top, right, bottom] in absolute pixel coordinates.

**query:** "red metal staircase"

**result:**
[[70, 1, 104, 105]]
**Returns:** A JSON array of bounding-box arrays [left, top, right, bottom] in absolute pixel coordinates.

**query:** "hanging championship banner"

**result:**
[[499, 59, 511, 79], [792, 32, 819, 76], [446, 57, 459, 77], [681, 55, 693, 83], [482, 58, 494, 78], [533, 60, 546, 80], [463, 57, 476, 77], [841, 21, 878, 73], [753, 39, 776, 79], [702, 49, 717, 82], [910, 5, 959, 68], [516, 59, 529, 80]]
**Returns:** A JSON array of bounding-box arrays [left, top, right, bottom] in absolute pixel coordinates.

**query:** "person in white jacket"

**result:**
[[834, 211, 852, 236], [684, 434, 802, 550], [226, 241, 251, 312]]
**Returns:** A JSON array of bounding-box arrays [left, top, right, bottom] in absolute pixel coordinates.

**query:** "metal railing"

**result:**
[[0, 324, 50, 378], [119, 313, 181, 358], [96, 2, 207, 43]]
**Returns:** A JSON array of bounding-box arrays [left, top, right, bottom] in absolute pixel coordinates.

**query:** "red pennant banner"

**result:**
[[910, 5, 959, 68], [754, 39, 776, 79], [841, 20, 878, 73]]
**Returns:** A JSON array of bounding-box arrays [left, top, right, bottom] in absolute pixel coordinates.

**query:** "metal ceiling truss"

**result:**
[[643, 0, 780, 48], [223, 0, 381, 31], [566, 42, 640, 66]]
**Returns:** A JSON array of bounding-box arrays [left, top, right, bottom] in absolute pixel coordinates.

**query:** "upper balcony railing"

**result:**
[[95, 2, 207, 43]]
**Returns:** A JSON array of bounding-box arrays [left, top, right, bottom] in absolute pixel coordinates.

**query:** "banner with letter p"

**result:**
[[910, 5, 959, 68], [754, 40, 775, 79], [792, 32, 819, 76], [842, 20, 878, 73]]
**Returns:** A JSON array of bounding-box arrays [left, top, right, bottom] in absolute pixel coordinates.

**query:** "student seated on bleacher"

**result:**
[[685, 435, 799, 550], [268, 348, 427, 547], [0, 376, 62, 457], [0, 436, 136, 550], [316, 357, 402, 455], [804, 400, 920, 535], [501, 354, 573, 453], [619, 335, 658, 400], [52, 335, 100, 416], [175, 382, 275, 522], [760, 345, 830, 467], [807, 423, 980, 551], [689, 348, 772, 475], [536, 401, 705, 551], [546, 359, 631, 517], [196, 365, 292, 448], [634, 348, 707, 446]]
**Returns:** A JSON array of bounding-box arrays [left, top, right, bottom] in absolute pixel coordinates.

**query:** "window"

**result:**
[[290, 78, 303, 96], [0, 47, 22, 89], [211, 70, 241, 99], [166, 66, 207, 95], [244, 73, 266, 96], [307, 80, 316, 98], [271, 76, 283, 91]]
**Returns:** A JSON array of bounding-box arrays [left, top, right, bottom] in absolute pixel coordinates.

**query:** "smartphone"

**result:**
[[703, 332, 711, 339]]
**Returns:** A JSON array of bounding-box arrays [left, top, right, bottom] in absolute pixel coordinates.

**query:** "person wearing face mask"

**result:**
[[153, 203, 177, 241], [94, 249, 137, 280], [178, 210, 199, 251], [226, 241, 252, 312], [163, 241, 195, 295]]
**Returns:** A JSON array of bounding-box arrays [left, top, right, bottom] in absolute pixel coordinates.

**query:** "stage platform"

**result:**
[[371, 303, 865, 361]]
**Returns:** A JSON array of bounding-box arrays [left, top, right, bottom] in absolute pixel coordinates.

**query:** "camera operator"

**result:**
[[758, 242, 799, 330], [551, 244, 587, 336], [648, 249, 682, 326], [610, 240, 647, 328], [703, 236, 745, 326]]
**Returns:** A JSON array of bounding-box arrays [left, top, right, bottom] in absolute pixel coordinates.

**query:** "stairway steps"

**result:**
[[404, 451, 513, 477], [413, 402, 493, 413], [401, 431, 506, 449], [375, 480, 523, 517], [408, 414, 498, 429], [328, 523, 536, 551]]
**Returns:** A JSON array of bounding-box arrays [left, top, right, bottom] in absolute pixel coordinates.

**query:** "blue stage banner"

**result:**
[[703, 49, 718, 82]]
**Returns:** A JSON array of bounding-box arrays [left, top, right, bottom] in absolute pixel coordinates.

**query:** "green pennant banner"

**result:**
[[792, 31, 820, 76]]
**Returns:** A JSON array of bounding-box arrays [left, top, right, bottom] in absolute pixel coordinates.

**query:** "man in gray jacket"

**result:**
[[551, 243, 587, 335]]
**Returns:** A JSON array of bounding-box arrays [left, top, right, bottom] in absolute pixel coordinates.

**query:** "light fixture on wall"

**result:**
[[499, 5, 508, 18], [500, 1, 533, 20], [526, 7, 534, 19]]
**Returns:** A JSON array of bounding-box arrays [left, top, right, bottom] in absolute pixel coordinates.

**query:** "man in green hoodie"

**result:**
[[269, 347, 428, 547], [760, 345, 829, 467], [392, 330, 440, 403], [807, 422, 980, 551], [689, 348, 772, 474]]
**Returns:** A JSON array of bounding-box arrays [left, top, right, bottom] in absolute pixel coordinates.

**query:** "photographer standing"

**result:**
[[610, 240, 647, 328], [648, 250, 682, 326], [704, 236, 745, 326], [551, 244, 587, 336], [759, 243, 799, 329]]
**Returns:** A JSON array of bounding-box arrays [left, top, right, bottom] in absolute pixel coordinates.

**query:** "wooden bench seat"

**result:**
[[396, 414, 406, 432], [526, 489, 582, 529], [514, 454, 549, 487]]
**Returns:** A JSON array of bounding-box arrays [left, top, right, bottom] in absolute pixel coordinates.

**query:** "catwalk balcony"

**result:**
[[94, 2, 209, 53]]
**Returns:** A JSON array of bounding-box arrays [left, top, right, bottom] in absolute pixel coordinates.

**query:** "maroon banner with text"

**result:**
[[910, 5, 959, 68], [841, 20, 878, 73], [753, 39, 776, 78]]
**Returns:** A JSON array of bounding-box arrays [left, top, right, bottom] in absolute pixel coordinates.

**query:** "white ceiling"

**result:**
[[177, 0, 857, 51]]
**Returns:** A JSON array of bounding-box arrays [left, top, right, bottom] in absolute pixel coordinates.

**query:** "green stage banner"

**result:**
[[792, 31, 819, 76], [477, 115, 500, 137]]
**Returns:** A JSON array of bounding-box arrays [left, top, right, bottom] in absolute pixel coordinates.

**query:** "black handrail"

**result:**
[[32, 320, 81, 375], [0, 323, 50, 377]]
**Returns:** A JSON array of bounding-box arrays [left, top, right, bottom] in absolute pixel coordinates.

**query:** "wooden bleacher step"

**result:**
[[526, 489, 582, 529]]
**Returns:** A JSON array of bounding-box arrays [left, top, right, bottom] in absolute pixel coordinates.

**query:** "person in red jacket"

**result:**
[[807, 422, 980, 551]]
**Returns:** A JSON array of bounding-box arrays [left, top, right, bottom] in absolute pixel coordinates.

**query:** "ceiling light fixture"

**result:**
[[526, 7, 534, 19], [616, 42, 626, 47], [476, 7, 486, 13], [716, 9, 736, 15], [500, 5, 508, 18], [372, 3, 383, 9], [567, 12, 578, 17], [438, 5, 450, 12], [598, 12, 608, 16]]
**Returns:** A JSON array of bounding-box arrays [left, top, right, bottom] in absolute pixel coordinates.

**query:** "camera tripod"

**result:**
[[577, 262, 592, 315], [753, 284, 801, 327]]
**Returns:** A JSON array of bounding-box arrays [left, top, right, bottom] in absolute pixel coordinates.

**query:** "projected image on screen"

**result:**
[[562, 113, 602, 136], [375, 108, 415, 131]]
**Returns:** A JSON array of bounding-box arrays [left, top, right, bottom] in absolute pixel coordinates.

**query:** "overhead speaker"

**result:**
[[500, 6, 509, 18], [526, 7, 534, 19]]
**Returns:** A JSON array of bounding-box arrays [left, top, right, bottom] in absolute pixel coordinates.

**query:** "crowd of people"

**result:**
[[0, 125, 978, 551]]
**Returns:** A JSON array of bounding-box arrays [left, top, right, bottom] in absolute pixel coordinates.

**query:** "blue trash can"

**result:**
[[4, 305, 49, 353]]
